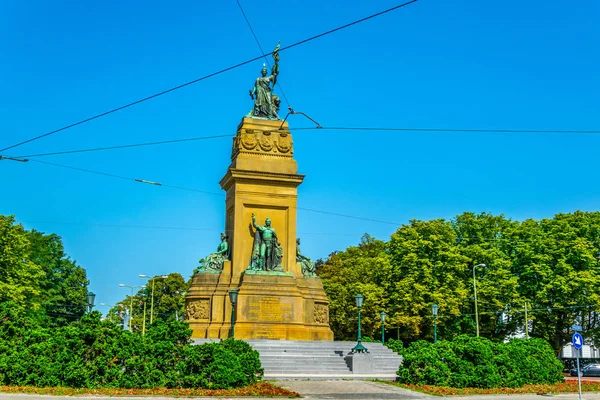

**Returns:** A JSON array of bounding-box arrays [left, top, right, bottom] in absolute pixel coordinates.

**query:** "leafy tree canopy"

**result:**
[[108, 273, 189, 332], [320, 211, 600, 352], [0, 215, 89, 324]]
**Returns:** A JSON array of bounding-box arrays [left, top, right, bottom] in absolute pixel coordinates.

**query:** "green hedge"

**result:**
[[398, 335, 563, 388], [386, 338, 404, 355], [0, 302, 262, 389]]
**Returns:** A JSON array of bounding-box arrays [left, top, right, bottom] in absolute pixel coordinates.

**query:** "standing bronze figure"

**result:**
[[248, 213, 283, 271], [247, 42, 281, 120]]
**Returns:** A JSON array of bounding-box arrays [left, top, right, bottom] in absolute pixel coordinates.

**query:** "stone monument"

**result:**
[[185, 43, 333, 340]]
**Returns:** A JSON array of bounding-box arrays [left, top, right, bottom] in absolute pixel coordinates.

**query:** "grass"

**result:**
[[385, 379, 600, 396], [0, 382, 300, 397]]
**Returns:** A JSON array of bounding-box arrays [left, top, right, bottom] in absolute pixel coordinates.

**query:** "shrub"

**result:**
[[397, 335, 563, 388], [386, 338, 404, 355], [221, 338, 264, 384], [0, 302, 262, 389]]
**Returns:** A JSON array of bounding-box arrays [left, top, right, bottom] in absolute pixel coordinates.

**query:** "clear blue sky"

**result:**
[[1, 0, 598, 310]]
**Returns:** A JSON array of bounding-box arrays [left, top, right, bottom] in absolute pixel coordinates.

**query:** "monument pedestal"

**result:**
[[186, 117, 333, 341], [233, 272, 333, 340]]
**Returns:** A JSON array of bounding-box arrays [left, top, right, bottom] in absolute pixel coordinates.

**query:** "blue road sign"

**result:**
[[572, 325, 583, 332], [572, 333, 583, 349]]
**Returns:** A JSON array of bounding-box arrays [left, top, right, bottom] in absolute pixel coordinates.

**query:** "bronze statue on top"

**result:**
[[247, 42, 281, 120], [248, 213, 283, 271]]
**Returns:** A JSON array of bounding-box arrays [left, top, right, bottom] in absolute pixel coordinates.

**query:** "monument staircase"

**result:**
[[193, 339, 402, 380]]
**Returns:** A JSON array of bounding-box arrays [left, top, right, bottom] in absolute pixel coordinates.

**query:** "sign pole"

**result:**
[[576, 347, 582, 400], [572, 330, 584, 400]]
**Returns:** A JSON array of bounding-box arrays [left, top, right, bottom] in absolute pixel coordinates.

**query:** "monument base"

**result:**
[[187, 267, 333, 341]]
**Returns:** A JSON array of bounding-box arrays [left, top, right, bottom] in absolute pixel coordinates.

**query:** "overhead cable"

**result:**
[[9, 125, 600, 159], [235, 0, 292, 108], [20, 220, 361, 236], [0, 0, 419, 153], [26, 159, 400, 226]]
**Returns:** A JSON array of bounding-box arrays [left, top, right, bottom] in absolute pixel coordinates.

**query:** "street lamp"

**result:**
[[229, 289, 239, 338], [86, 292, 96, 313], [473, 263, 486, 337], [380, 311, 386, 345], [432, 303, 439, 343], [119, 284, 145, 332], [351, 294, 368, 353], [139, 274, 168, 325]]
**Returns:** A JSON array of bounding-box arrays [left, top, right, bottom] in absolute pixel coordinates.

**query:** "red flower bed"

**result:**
[[388, 380, 600, 396], [0, 382, 300, 398]]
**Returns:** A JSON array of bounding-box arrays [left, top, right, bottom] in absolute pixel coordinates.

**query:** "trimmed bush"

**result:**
[[0, 302, 263, 389], [386, 338, 404, 355], [398, 335, 563, 388]]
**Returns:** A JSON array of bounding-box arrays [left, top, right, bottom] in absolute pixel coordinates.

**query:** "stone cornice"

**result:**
[[231, 118, 294, 160], [220, 168, 305, 191]]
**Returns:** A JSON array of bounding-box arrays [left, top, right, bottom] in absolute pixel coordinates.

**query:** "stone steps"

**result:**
[[249, 340, 402, 380], [192, 338, 402, 380]]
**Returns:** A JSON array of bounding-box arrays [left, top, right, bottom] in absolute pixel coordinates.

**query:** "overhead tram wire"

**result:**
[[8, 125, 600, 159], [28, 159, 223, 196], [321, 127, 600, 134], [9, 128, 316, 159], [235, 0, 291, 109], [25, 159, 400, 226], [11, 134, 233, 158], [0, 0, 419, 154], [20, 220, 361, 236]]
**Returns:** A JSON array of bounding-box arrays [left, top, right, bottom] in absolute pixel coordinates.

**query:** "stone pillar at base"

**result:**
[[345, 353, 375, 374]]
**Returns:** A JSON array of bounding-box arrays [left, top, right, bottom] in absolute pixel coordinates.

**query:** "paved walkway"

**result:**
[[279, 380, 430, 399], [2, 381, 600, 400], [0, 382, 428, 400]]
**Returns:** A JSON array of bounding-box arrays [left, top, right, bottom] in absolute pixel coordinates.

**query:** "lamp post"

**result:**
[[351, 294, 368, 353], [380, 311, 386, 345], [229, 289, 239, 338], [142, 294, 147, 335], [139, 274, 168, 325], [86, 292, 96, 313], [473, 264, 486, 337], [119, 284, 145, 332], [432, 303, 439, 343]]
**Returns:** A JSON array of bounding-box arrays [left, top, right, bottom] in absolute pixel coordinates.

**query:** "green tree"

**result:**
[[453, 212, 521, 340], [109, 273, 189, 332], [320, 211, 600, 350], [508, 211, 600, 352], [319, 234, 393, 340], [26, 230, 89, 325], [0, 216, 45, 309], [386, 218, 471, 341]]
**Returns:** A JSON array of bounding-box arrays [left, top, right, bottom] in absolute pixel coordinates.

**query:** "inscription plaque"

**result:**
[[254, 330, 282, 339], [248, 297, 293, 321]]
